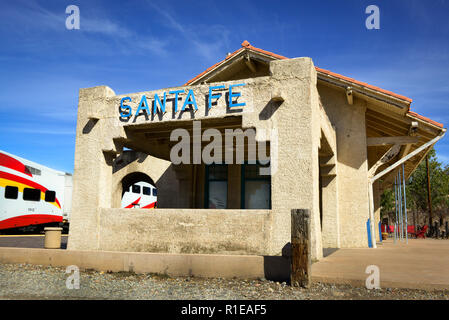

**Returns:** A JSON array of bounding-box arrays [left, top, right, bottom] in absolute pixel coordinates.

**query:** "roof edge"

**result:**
[[407, 111, 444, 129], [184, 41, 413, 104]]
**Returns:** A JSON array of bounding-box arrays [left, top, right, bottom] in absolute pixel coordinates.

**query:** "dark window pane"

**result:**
[[5, 186, 18, 199], [45, 190, 56, 202], [23, 188, 41, 201], [208, 181, 227, 209], [242, 163, 271, 209], [25, 165, 41, 176], [208, 165, 227, 180], [206, 164, 228, 209], [153, 188, 157, 196], [244, 180, 270, 209], [132, 185, 141, 194], [142, 186, 151, 195], [244, 163, 270, 179]]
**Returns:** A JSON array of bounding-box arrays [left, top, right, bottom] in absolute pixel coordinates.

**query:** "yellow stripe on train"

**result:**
[[0, 178, 61, 209]]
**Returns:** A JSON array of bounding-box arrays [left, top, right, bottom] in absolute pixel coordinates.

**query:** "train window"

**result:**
[[45, 190, 56, 202], [153, 188, 157, 196], [142, 186, 151, 195], [5, 186, 18, 199], [25, 165, 41, 176], [132, 185, 141, 194], [23, 188, 41, 201]]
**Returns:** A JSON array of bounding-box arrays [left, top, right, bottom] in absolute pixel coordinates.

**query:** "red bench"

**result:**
[[416, 225, 428, 239]]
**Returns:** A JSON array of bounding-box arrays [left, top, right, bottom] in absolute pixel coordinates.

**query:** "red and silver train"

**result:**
[[0, 150, 72, 232], [121, 181, 157, 209], [0, 150, 157, 232]]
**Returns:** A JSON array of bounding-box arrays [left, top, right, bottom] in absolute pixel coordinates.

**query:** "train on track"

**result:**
[[0, 150, 158, 233], [0, 150, 72, 233]]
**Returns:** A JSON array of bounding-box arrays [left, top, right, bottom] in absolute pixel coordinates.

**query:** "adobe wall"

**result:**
[[318, 83, 370, 248], [98, 208, 271, 254], [68, 58, 324, 259]]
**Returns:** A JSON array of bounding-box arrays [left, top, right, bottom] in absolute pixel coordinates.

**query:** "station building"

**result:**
[[68, 41, 445, 260]]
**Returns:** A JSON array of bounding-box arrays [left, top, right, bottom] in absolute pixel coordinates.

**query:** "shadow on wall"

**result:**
[[155, 163, 186, 208], [263, 243, 340, 283], [263, 243, 291, 282], [113, 151, 148, 174], [259, 100, 282, 120]]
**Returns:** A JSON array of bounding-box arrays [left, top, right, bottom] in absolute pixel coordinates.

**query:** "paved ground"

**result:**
[[312, 239, 449, 290], [0, 263, 447, 300], [0, 235, 68, 249], [1, 235, 448, 292]]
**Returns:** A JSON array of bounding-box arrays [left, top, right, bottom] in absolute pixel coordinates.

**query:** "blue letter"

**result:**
[[135, 95, 150, 116], [153, 92, 166, 114], [120, 97, 132, 118], [182, 89, 198, 111], [169, 90, 184, 113], [228, 83, 246, 108], [208, 85, 225, 110]]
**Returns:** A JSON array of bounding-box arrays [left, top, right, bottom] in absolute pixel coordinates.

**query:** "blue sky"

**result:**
[[0, 0, 448, 173]]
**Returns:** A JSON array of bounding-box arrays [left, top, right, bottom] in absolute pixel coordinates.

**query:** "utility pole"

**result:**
[[426, 154, 433, 236]]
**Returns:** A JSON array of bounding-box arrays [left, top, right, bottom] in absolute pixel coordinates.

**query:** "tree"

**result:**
[[380, 148, 449, 228]]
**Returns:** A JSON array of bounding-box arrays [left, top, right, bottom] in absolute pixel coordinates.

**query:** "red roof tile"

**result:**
[[407, 111, 444, 128], [315, 67, 412, 103]]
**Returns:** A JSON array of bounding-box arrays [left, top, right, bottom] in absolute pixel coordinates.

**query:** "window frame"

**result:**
[[4, 186, 19, 200], [23, 188, 41, 202], [45, 190, 56, 203], [204, 164, 228, 209], [132, 185, 141, 194], [142, 186, 152, 196], [240, 162, 271, 209]]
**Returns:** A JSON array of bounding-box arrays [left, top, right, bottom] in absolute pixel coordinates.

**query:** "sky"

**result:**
[[0, 0, 448, 173]]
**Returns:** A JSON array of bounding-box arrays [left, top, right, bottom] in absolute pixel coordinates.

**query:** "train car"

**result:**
[[0, 150, 72, 232], [121, 181, 157, 209]]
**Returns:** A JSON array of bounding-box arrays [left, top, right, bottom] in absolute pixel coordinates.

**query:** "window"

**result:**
[[241, 163, 271, 209], [23, 188, 41, 201], [132, 185, 141, 194], [45, 190, 56, 202], [205, 164, 228, 209], [25, 165, 41, 176], [5, 186, 18, 199], [142, 186, 151, 196], [153, 188, 157, 197]]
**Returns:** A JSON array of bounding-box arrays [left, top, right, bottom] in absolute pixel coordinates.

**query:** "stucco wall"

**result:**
[[69, 58, 325, 260], [318, 83, 370, 248], [97, 208, 271, 254]]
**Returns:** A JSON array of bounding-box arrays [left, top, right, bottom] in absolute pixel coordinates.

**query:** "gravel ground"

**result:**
[[0, 263, 448, 300]]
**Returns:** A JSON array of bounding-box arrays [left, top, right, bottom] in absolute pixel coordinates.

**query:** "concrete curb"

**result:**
[[0, 247, 265, 279]]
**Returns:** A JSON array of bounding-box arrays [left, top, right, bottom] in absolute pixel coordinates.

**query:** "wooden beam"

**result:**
[[346, 87, 353, 105], [367, 136, 419, 147], [398, 122, 419, 159], [245, 54, 257, 73], [291, 209, 311, 288], [368, 144, 401, 178], [366, 119, 407, 137]]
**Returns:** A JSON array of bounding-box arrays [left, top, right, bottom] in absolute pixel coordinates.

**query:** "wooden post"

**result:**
[[291, 209, 311, 288], [426, 155, 433, 236]]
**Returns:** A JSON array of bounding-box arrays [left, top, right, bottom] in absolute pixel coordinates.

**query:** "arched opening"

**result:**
[[121, 172, 157, 209]]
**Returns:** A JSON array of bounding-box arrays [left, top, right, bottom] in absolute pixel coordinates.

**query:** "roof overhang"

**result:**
[[183, 41, 445, 188]]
